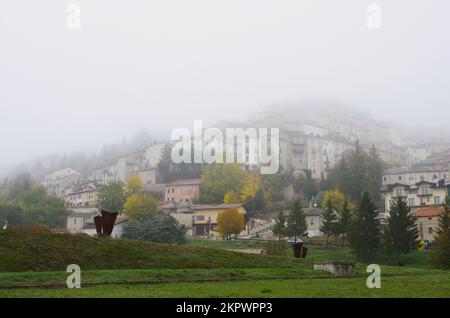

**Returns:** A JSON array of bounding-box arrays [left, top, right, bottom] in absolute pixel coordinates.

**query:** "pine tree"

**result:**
[[272, 210, 286, 240], [338, 196, 351, 248], [347, 140, 368, 201], [286, 200, 308, 241], [436, 196, 450, 237], [320, 198, 337, 247], [366, 145, 383, 201], [349, 192, 381, 262], [383, 197, 419, 256], [430, 196, 450, 269]]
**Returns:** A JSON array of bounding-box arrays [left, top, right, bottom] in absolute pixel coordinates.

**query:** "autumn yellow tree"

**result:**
[[224, 191, 241, 204], [216, 208, 245, 239], [199, 163, 247, 203], [126, 176, 143, 197], [322, 189, 346, 211], [240, 174, 261, 202], [123, 194, 158, 221]]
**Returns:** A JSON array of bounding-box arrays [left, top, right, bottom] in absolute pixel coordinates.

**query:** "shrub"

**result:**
[[123, 214, 187, 244]]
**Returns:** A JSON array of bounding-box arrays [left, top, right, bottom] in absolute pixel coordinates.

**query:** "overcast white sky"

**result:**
[[1, 0, 450, 167]]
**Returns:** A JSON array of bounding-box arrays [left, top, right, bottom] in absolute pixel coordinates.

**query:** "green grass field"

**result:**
[[0, 229, 448, 298], [0, 229, 298, 272], [1, 271, 449, 298]]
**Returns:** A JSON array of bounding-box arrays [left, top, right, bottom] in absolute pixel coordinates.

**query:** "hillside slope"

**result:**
[[0, 229, 298, 272]]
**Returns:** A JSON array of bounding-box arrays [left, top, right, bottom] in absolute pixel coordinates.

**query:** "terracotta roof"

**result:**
[[165, 179, 201, 186], [413, 206, 444, 218]]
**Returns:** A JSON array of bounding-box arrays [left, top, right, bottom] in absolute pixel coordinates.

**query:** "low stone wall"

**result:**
[[313, 261, 356, 276]]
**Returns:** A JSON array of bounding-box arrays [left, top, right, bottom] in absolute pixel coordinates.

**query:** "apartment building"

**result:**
[[382, 165, 449, 186], [382, 179, 449, 214], [92, 143, 164, 187], [64, 181, 98, 209], [412, 206, 443, 242], [41, 168, 82, 197], [406, 145, 432, 166], [164, 178, 201, 203]]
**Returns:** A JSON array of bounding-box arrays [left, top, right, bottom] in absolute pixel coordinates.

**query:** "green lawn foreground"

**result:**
[[0, 264, 449, 298], [1, 272, 449, 298], [0, 231, 448, 298]]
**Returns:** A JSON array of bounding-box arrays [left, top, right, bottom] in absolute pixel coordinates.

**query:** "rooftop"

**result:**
[[166, 178, 201, 186], [413, 206, 444, 218], [384, 165, 448, 175], [304, 207, 324, 217]]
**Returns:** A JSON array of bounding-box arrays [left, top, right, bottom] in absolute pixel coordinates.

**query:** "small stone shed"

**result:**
[[313, 261, 356, 276]]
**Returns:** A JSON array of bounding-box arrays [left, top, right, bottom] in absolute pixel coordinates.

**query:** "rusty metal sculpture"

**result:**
[[94, 210, 119, 237]]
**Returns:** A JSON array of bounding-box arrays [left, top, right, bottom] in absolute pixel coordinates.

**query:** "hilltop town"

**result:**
[[8, 104, 446, 246]]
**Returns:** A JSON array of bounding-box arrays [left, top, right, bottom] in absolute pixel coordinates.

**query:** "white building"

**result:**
[[66, 209, 129, 238], [41, 168, 82, 197], [91, 143, 165, 188], [382, 165, 449, 186], [64, 181, 98, 208], [382, 179, 449, 215], [406, 146, 432, 166]]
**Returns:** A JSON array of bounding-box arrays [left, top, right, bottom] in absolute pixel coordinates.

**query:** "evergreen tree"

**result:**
[[436, 196, 450, 237], [347, 140, 368, 201], [430, 196, 450, 269], [328, 141, 379, 201], [349, 192, 381, 262], [320, 198, 337, 247], [272, 210, 286, 240], [286, 200, 308, 241], [366, 145, 383, 201], [123, 214, 187, 244], [337, 196, 351, 248], [302, 170, 319, 200], [383, 197, 419, 256], [157, 143, 204, 183]]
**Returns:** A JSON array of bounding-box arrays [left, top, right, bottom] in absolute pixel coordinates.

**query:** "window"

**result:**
[[196, 215, 205, 221], [434, 196, 441, 205], [398, 176, 402, 181], [420, 185, 430, 195], [172, 188, 174, 193], [408, 198, 415, 206], [428, 227, 433, 234], [383, 177, 387, 182]]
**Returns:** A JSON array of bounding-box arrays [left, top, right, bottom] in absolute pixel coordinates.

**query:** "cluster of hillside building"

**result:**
[[39, 106, 450, 243]]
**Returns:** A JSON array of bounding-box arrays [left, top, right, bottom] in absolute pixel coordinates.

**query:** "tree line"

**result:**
[[272, 189, 450, 268], [0, 174, 68, 228]]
